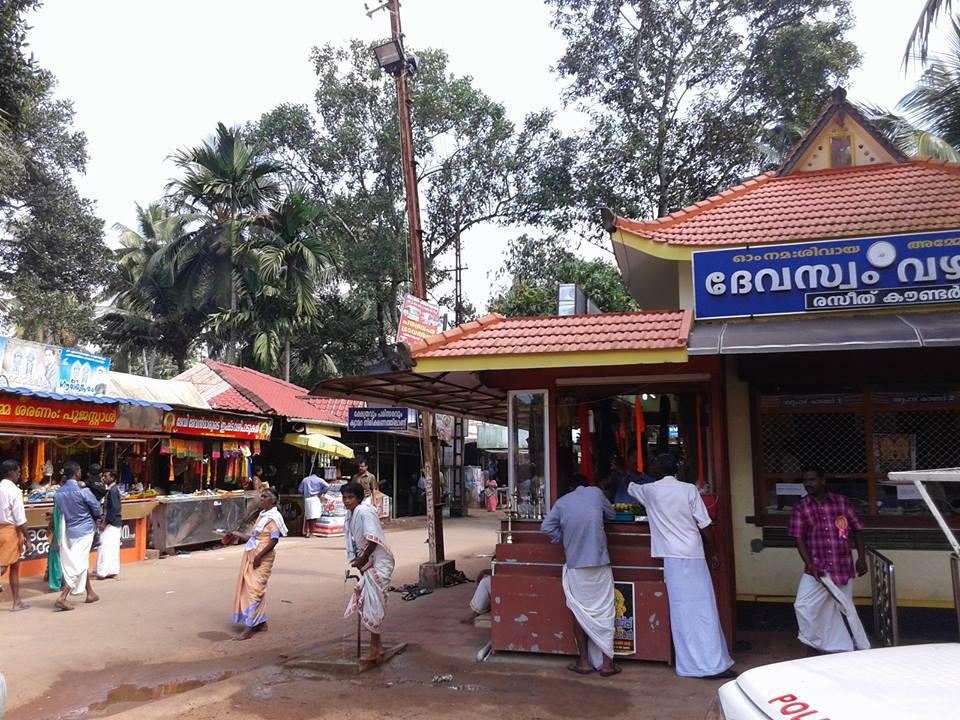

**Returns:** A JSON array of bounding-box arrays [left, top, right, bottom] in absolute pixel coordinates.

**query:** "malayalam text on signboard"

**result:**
[[396, 294, 442, 344], [348, 407, 409, 431], [692, 230, 960, 320], [162, 412, 273, 440], [0, 396, 119, 430]]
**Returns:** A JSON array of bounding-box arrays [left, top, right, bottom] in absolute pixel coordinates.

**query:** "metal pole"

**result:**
[[913, 479, 960, 556], [387, 0, 443, 564]]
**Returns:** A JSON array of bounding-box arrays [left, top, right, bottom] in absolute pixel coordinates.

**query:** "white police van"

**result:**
[[705, 643, 960, 719]]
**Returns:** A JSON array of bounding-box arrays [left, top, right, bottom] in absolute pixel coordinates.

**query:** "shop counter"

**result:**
[[150, 493, 260, 553], [492, 518, 671, 664], [19, 498, 158, 578]]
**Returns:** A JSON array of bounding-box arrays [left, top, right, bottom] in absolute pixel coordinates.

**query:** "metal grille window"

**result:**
[[754, 389, 960, 519]]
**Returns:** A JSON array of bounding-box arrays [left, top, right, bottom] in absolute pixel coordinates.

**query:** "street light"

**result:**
[[373, 39, 405, 76]]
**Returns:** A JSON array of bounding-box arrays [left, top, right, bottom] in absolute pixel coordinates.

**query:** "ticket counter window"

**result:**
[[509, 391, 548, 517]]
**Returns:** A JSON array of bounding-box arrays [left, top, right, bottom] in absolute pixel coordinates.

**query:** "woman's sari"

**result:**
[[46, 506, 63, 592], [232, 508, 288, 628]]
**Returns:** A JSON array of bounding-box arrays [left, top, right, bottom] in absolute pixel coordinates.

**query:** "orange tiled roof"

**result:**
[[613, 160, 960, 247], [407, 311, 691, 358]]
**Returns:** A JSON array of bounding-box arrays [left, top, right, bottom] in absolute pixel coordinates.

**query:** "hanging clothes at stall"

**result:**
[[577, 403, 593, 481]]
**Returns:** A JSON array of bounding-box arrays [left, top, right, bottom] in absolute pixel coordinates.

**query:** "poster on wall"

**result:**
[[872, 433, 917, 474], [57, 348, 111, 395], [396, 294, 441, 344], [613, 581, 636, 656], [0, 338, 61, 392]]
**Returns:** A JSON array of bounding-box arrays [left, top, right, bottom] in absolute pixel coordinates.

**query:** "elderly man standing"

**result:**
[[541, 473, 619, 677], [628, 453, 734, 679], [54, 460, 101, 611], [0, 459, 30, 611]]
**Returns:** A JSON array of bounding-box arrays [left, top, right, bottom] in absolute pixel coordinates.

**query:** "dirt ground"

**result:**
[[0, 512, 801, 720]]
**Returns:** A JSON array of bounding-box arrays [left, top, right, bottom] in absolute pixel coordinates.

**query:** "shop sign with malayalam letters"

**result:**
[[692, 229, 960, 319]]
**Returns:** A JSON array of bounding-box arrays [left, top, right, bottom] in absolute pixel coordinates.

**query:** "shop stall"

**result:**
[[313, 311, 733, 662]]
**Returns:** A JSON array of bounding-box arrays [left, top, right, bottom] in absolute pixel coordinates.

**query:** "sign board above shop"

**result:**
[[348, 407, 410, 432], [162, 411, 273, 440], [0, 337, 110, 396], [691, 230, 960, 320], [0, 394, 164, 433]]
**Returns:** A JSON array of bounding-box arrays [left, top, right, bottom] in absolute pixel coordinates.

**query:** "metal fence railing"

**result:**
[[868, 546, 899, 647]]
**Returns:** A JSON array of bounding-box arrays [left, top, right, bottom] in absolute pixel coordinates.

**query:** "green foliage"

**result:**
[[99, 203, 211, 374], [0, 0, 108, 344], [863, 15, 960, 162], [546, 0, 860, 228], [249, 40, 571, 370], [488, 235, 638, 317]]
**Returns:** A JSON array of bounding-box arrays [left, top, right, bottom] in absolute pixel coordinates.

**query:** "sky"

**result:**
[[26, 0, 938, 313]]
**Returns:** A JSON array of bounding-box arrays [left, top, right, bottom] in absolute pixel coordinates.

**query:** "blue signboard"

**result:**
[[348, 407, 410, 432], [692, 230, 960, 320], [57, 348, 111, 395]]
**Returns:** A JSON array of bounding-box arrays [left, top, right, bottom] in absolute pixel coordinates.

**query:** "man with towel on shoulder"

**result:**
[[541, 473, 619, 677], [298, 471, 330, 538], [628, 453, 735, 679]]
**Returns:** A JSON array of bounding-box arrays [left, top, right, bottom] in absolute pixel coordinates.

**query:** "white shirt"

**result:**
[[0, 478, 27, 526], [627, 476, 711, 559]]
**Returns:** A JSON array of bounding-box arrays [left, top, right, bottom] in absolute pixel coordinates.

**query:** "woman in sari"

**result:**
[[228, 487, 287, 640], [484, 476, 499, 512], [342, 481, 395, 662]]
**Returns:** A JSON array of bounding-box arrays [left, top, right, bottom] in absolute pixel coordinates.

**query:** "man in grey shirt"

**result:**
[[541, 474, 619, 676]]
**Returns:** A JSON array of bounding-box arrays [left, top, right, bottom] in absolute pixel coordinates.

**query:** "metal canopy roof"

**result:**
[[312, 370, 508, 425], [689, 310, 960, 355]]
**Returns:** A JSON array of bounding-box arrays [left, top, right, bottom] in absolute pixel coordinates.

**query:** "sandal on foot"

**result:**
[[567, 662, 593, 675]]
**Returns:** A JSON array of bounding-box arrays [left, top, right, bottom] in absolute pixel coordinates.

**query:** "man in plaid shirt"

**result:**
[[788, 466, 869, 653]]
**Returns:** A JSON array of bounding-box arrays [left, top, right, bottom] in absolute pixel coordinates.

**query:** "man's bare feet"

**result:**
[[54, 601, 74, 611], [85, 592, 99, 604]]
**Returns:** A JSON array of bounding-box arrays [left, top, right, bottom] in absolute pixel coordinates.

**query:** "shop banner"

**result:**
[[162, 411, 272, 440], [0, 337, 61, 392], [0, 395, 119, 430], [692, 229, 960, 320], [348, 407, 409, 431], [23, 518, 137, 561], [614, 581, 636, 656], [396, 294, 442, 344], [58, 348, 111, 395]]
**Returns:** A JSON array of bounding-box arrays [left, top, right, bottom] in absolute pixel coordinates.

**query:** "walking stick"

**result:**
[[345, 570, 361, 659]]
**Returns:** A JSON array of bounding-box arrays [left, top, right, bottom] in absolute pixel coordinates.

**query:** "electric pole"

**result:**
[[372, 0, 448, 577]]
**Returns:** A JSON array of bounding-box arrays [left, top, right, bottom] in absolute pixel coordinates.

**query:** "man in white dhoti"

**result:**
[[298, 472, 330, 538], [95, 471, 122, 579], [541, 474, 619, 677], [342, 481, 395, 661], [628, 454, 735, 679], [54, 461, 101, 611], [789, 466, 869, 653]]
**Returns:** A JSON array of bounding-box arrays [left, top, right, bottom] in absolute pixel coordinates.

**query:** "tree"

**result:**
[[488, 235, 638, 317], [0, 0, 108, 345], [545, 0, 860, 235], [100, 203, 210, 375], [863, 15, 960, 162], [167, 123, 283, 363], [906, 0, 954, 65], [212, 190, 334, 381], [250, 40, 572, 369]]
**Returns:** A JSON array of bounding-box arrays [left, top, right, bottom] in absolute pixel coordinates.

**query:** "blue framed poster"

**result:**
[[691, 230, 960, 320], [348, 407, 410, 431]]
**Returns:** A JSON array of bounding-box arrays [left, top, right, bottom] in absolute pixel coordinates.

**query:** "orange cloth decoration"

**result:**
[[577, 403, 593, 482], [21, 439, 30, 483], [634, 397, 645, 472], [34, 440, 45, 482]]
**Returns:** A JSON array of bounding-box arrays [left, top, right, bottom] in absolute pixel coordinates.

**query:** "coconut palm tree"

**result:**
[[100, 203, 211, 375], [166, 123, 283, 363], [213, 190, 335, 380], [865, 14, 960, 162], [906, 1, 954, 66]]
